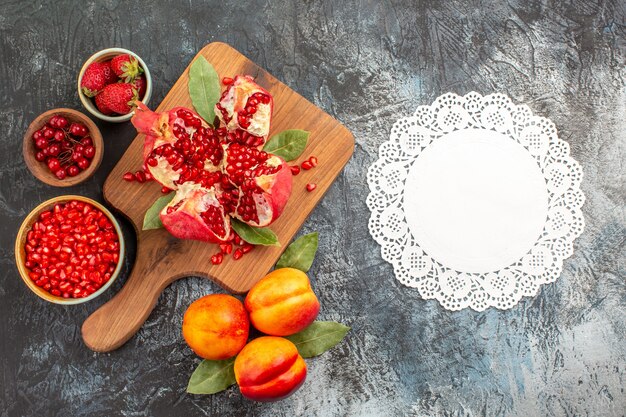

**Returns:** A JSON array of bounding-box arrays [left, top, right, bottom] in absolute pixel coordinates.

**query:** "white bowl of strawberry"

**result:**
[[78, 48, 152, 122]]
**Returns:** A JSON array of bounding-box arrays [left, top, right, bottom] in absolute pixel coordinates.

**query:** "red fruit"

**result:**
[[301, 161, 313, 170], [215, 75, 273, 147], [67, 165, 80, 177], [134, 171, 146, 183], [48, 115, 69, 129], [220, 243, 233, 254], [35, 138, 48, 149], [47, 158, 61, 172], [101, 60, 118, 84], [159, 182, 231, 243], [233, 248, 243, 260], [80, 137, 93, 147], [22, 201, 120, 299], [69, 123, 88, 137], [211, 253, 224, 265], [95, 92, 115, 115], [161, 186, 171, 194], [81, 61, 111, 97], [130, 75, 147, 99], [99, 83, 138, 115], [123, 172, 135, 181], [55, 168, 67, 180], [290, 165, 300, 175], [110, 53, 143, 82], [309, 156, 318, 167], [77, 158, 90, 170], [48, 144, 61, 157], [306, 183, 317, 192], [132, 92, 291, 242], [83, 145, 96, 159], [42, 126, 54, 139], [53, 130, 65, 142], [222, 77, 234, 85], [132, 103, 220, 190], [35, 151, 46, 162], [224, 143, 292, 227]]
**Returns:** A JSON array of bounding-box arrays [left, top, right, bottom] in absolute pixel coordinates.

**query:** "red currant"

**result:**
[[67, 165, 80, 177], [83, 145, 95, 159], [47, 158, 60, 172]]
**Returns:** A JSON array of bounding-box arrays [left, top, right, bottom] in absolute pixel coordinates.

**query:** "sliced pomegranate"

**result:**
[[215, 75, 273, 147], [131, 74, 293, 245], [132, 102, 224, 190], [160, 183, 231, 243], [223, 143, 292, 227]]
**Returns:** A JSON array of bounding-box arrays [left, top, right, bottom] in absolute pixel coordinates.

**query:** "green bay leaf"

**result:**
[[142, 192, 175, 230], [230, 218, 280, 246], [262, 129, 309, 161], [286, 321, 350, 358], [275, 232, 318, 272], [188, 56, 220, 125], [186, 358, 236, 395]]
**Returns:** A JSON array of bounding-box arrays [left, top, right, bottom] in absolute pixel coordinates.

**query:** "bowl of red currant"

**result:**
[[23, 108, 103, 187]]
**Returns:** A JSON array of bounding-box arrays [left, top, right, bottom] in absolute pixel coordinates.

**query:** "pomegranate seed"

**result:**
[[241, 243, 254, 254], [222, 77, 234, 85], [233, 248, 243, 260], [306, 183, 317, 192], [135, 171, 146, 183], [220, 243, 233, 254], [123, 172, 134, 181], [161, 186, 171, 194], [301, 161, 313, 170], [290, 165, 300, 175], [308, 156, 318, 167], [22, 200, 119, 299], [211, 253, 223, 265]]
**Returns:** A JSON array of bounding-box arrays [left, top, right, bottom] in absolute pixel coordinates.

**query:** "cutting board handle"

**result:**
[[82, 238, 175, 352]]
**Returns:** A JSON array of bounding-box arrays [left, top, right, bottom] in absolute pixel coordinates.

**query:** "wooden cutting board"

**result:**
[[81, 42, 354, 352]]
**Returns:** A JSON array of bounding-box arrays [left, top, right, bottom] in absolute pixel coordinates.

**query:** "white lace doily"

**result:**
[[366, 92, 585, 311]]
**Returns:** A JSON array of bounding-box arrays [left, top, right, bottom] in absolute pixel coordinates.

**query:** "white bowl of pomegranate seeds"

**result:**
[[77, 47, 152, 122], [15, 196, 125, 304], [23, 108, 103, 187]]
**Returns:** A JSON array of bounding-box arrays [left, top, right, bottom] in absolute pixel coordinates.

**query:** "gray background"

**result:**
[[1, 1, 625, 416]]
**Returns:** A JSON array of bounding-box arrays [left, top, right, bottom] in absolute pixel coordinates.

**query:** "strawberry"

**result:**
[[130, 75, 147, 99], [101, 60, 118, 85], [98, 83, 138, 115], [80, 62, 110, 97], [95, 92, 114, 115], [111, 54, 143, 82]]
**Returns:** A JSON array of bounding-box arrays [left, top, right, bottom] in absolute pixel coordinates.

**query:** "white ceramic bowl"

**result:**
[[77, 47, 152, 123]]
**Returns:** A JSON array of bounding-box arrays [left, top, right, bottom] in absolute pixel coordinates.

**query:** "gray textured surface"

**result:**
[[1, 1, 625, 416]]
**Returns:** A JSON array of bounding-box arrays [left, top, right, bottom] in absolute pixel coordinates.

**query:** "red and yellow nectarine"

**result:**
[[245, 268, 320, 336], [182, 294, 249, 360], [234, 336, 306, 401]]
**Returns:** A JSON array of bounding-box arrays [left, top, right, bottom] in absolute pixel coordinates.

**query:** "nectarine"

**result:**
[[182, 294, 249, 360], [234, 336, 306, 401], [245, 268, 320, 336]]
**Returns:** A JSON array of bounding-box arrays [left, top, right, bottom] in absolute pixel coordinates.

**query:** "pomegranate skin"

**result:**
[[132, 102, 214, 189], [159, 183, 230, 243], [215, 75, 273, 145], [252, 156, 292, 227]]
